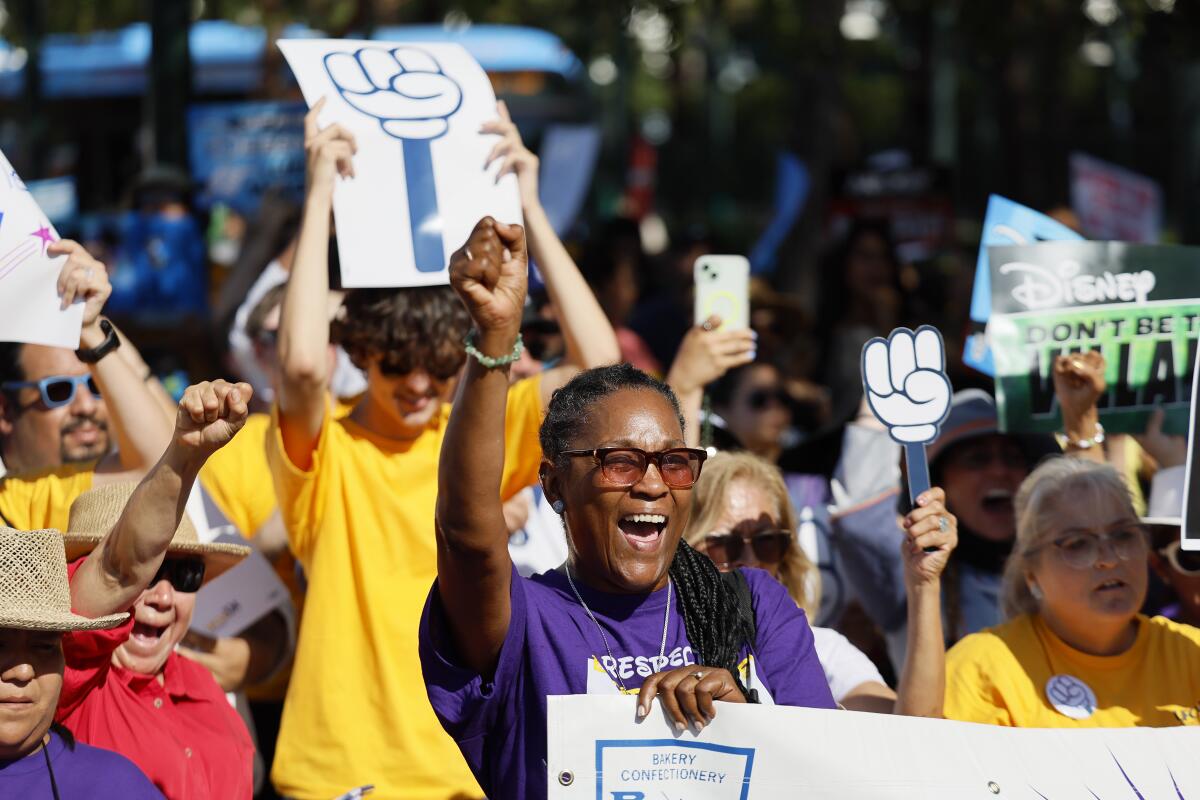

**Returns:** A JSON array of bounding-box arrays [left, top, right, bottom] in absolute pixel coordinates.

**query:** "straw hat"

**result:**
[[61, 483, 250, 587], [0, 527, 128, 631]]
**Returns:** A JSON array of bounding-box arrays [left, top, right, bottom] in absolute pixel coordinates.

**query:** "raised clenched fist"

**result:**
[[175, 380, 253, 456]]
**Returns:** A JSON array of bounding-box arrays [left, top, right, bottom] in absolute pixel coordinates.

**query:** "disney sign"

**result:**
[[999, 258, 1156, 311]]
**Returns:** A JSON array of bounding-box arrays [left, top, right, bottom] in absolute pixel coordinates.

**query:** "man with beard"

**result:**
[[0, 240, 173, 531]]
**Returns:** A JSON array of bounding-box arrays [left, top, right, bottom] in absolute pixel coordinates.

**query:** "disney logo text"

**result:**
[[999, 259, 1156, 311]]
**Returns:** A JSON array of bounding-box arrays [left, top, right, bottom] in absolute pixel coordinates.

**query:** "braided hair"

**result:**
[[540, 363, 758, 701]]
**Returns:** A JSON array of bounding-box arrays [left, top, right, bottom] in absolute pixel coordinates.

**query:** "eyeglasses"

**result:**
[[376, 349, 464, 382], [151, 558, 206, 593], [1160, 541, 1200, 576], [704, 530, 792, 567], [559, 447, 707, 489], [1042, 527, 1147, 570], [1, 375, 101, 409], [746, 387, 788, 411]]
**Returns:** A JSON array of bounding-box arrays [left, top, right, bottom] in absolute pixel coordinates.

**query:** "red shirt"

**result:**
[[57, 559, 254, 799]]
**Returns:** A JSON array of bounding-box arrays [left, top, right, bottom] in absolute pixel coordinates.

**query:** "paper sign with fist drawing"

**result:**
[[279, 39, 521, 288], [861, 326, 952, 505]]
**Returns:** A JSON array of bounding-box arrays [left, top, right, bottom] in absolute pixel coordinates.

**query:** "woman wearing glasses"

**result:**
[[945, 456, 1200, 727], [683, 451, 955, 715], [420, 219, 835, 800]]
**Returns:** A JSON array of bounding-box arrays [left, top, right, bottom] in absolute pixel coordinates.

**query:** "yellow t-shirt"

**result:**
[[945, 612, 1200, 727], [200, 413, 278, 539], [201, 402, 357, 541], [200, 411, 299, 703], [268, 377, 544, 800], [0, 462, 96, 531]]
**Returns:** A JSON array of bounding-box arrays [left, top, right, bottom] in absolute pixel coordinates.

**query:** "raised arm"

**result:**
[[277, 98, 356, 469], [482, 103, 619, 404], [52, 241, 172, 476], [70, 380, 251, 618], [435, 217, 528, 675], [893, 486, 956, 717], [109, 321, 179, 423], [1052, 351, 1106, 464], [665, 318, 756, 446]]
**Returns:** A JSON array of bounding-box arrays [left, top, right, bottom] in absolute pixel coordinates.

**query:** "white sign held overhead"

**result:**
[[279, 39, 522, 288], [0, 149, 83, 348]]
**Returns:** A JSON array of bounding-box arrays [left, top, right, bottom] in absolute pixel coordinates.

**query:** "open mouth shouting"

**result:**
[[126, 620, 172, 656], [980, 488, 1014, 515], [618, 513, 668, 553], [1094, 577, 1128, 594]]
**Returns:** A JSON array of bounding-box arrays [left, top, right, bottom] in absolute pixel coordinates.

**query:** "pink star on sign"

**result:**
[[31, 226, 55, 251]]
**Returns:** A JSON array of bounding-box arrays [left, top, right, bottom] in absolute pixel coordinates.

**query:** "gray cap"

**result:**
[[927, 389, 1058, 471]]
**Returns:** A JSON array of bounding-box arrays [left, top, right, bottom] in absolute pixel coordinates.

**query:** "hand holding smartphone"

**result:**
[[694, 255, 750, 331]]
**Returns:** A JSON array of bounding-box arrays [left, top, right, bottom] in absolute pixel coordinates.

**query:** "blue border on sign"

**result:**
[[594, 739, 755, 800]]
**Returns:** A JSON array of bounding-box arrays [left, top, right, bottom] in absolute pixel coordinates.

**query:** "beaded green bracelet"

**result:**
[[464, 330, 524, 369]]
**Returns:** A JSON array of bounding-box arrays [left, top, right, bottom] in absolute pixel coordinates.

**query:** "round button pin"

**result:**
[[1045, 674, 1097, 720]]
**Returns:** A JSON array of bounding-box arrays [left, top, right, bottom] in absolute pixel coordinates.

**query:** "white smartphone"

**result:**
[[694, 255, 750, 331]]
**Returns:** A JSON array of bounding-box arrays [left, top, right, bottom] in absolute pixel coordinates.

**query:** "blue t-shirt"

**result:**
[[420, 565, 835, 800], [0, 729, 162, 798]]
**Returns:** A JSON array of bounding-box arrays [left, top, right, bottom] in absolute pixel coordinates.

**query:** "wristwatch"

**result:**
[[75, 319, 121, 364]]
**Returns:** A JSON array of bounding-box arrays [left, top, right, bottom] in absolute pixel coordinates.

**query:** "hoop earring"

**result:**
[[551, 500, 565, 515]]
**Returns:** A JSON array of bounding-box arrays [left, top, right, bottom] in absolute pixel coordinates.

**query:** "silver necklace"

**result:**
[[564, 565, 672, 693]]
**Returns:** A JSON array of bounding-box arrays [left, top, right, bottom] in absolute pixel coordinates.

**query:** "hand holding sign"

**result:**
[[280, 39, 519, 288], [862, 326, 952, 522], [325, 46, 463, 273], [481, 101, 540, 211], [900, 486, 957, 584], [51, 240, 110, 323], [304, 99, 358, 190]]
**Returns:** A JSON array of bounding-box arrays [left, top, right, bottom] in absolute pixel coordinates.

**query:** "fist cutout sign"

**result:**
[[862, 326, 953, 515], [324, 46, 464, 273], [862, 326, 952, 445], [324, 47, 463, 140]]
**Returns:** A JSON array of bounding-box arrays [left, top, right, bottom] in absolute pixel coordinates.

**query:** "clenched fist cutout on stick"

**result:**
[[861, 326, 952, 551]]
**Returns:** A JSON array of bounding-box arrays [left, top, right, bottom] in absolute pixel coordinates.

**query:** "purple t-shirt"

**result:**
[[419, 565, 835, 800], [0, 729, 162, 798]]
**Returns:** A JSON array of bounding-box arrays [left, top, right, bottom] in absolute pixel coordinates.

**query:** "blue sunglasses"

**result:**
[[1, 375, 102, 409]]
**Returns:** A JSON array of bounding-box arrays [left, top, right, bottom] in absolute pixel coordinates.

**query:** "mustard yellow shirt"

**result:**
[[945, 613, 1200, 727], [200, 413, 277, 539], [268, 377, 544, 800], [200, 401, 357, 542], [0, 462, 96, 531]]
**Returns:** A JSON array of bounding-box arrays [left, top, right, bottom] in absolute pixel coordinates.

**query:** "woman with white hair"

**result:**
[[944, 456, 1200, 727]]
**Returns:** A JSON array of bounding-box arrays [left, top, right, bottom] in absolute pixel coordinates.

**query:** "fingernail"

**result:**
[[674, 721, 685, 733], [748, 349, 757, 360], [750, 330, 759, 340], [636, 706, 647, 719]]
